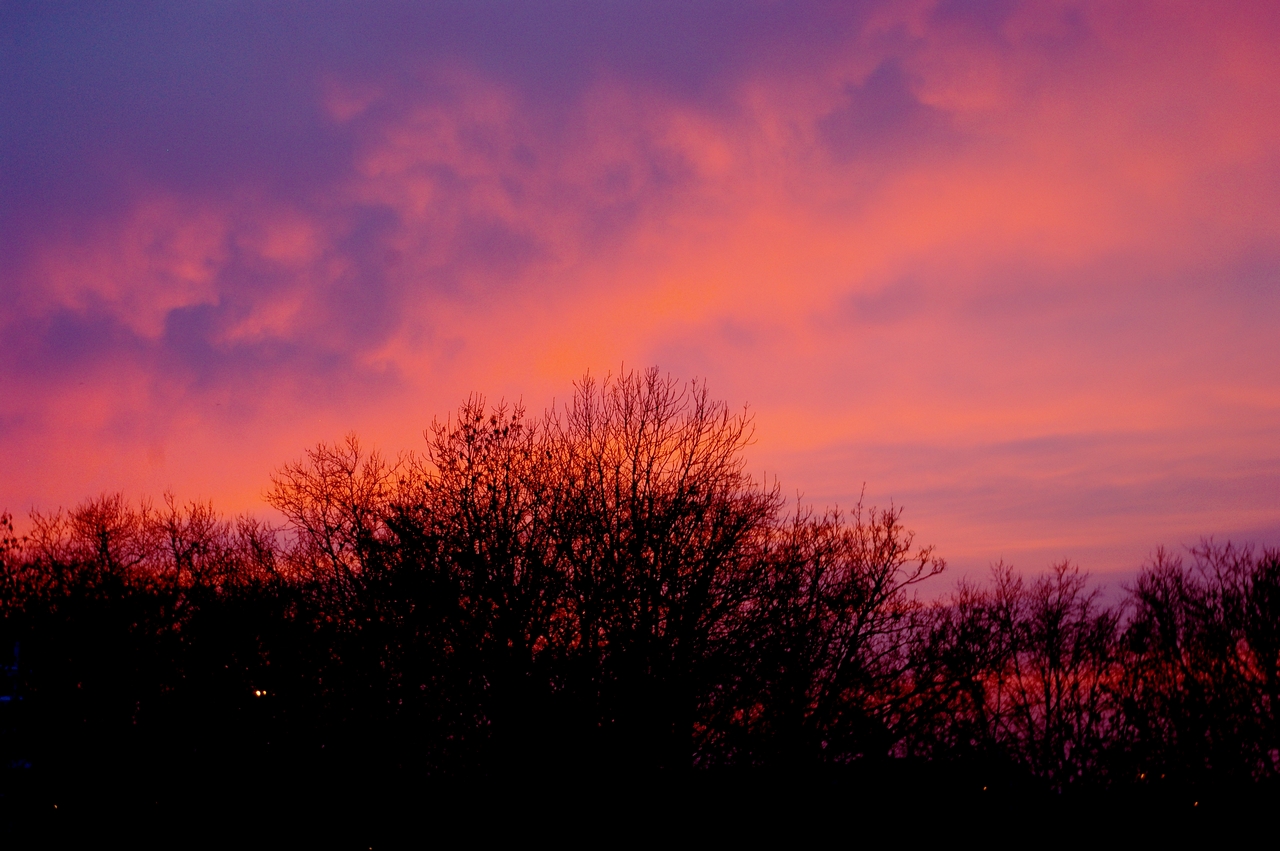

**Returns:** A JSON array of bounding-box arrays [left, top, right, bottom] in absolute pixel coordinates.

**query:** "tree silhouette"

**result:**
[[0, 367, 1277, 807]]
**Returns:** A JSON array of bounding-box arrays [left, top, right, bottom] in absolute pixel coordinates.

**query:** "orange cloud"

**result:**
[[5, 1, 1280, 581]]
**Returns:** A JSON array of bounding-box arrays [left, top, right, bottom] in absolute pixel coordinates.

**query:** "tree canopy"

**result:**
[[1, 369, 1277, 800]]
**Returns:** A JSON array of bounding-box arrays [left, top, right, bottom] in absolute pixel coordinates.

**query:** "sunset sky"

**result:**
[[3, 1, 1279, 583]]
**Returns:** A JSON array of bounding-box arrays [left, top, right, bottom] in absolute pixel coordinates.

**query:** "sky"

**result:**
[[3, 0, 1279, 585]]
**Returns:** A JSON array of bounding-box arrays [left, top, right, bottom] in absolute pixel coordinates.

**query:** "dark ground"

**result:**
[[2, 758, 1269, 847]]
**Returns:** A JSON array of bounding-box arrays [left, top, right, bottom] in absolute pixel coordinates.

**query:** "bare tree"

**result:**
[[5, 366, 1278, 798], [268, 433, 407, 590], [1122, 543, 1280, 784]]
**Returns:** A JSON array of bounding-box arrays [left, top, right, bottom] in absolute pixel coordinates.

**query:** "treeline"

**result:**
[[1, 370, 1277, 794]]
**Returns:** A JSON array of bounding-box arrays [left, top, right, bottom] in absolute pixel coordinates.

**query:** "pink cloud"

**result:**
[[4, 1, 1279, 582]]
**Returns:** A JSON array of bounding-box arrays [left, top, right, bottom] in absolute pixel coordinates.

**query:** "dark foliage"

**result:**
[[1, 369, 1277, 803]]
